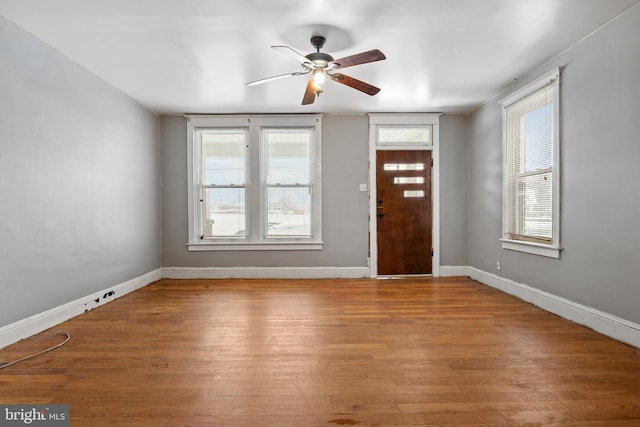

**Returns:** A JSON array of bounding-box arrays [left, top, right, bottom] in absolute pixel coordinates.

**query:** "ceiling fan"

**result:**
[[246, 36, 386, 105]]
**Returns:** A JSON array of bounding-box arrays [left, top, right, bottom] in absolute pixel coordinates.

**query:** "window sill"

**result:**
[[187, 241, 324, 251], [500, 239, 561, 259]]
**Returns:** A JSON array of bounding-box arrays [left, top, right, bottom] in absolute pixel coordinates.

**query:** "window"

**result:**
[[377, 126, 431, 146], [499, 68, 561, 258], [187, 115, 322, 251]]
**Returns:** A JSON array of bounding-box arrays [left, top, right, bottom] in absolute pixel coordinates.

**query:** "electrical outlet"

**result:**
[[496, 261, 501, 271]]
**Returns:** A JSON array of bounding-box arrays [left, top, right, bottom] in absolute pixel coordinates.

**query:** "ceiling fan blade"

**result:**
[[246, 71, 308, 86], [329, 73, 381, 96], [302, 79, 317, 105], [272, 45, 312, 65], [330, 49, 386, 69]]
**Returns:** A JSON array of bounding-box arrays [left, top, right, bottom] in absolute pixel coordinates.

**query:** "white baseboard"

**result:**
[[440, 265, 640, 348], [439, 266, 471, 277], [162, 266, 370, 279], [0, 269, 162, 349]]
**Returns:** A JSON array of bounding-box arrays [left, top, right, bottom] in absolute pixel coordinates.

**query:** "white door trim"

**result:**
[[368, 113, 441, 278]]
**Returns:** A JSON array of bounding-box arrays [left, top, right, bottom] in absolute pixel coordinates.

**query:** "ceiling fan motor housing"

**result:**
[[305, 52, 334, 67]]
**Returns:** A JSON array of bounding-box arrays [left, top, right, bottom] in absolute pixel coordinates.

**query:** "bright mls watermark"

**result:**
[[0, 405, 69, 426]]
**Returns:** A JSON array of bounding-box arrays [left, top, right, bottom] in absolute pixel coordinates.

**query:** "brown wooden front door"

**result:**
[[376, 150, 432, 275]]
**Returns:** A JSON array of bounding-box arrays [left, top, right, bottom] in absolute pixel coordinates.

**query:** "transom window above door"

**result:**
[[377, 126, 431, 147]]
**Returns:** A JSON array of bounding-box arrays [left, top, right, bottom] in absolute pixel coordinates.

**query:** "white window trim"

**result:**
[[368, 113, 441, 277], [186, 114, 323, 251], [499, 68, 561, 259]]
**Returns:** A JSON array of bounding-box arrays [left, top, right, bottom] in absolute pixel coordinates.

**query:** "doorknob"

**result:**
[[377, 213, 386, 218]]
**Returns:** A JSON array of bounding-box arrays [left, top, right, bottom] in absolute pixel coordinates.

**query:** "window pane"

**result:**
[[404, 190, 425, 198], [202, 188, 246, 238], [383, 163, 425, 171], [394, 177, 425, 184], [378, 127, 430, 145], [202, 131, 246, 185], [523, 102, 553, 171], [518, 172, 552, 239], [266, 129, 310, 184], [266, 187, 311, 237]]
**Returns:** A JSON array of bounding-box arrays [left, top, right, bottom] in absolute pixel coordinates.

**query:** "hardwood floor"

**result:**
[[1, 277, 640, 426]]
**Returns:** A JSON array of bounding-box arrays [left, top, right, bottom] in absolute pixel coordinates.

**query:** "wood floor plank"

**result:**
[[1, 277, 640, 426]]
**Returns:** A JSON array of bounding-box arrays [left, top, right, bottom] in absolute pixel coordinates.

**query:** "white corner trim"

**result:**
[[441, 266, 640, 348], [0, 269, 162, 349], [162, 266, 370, 279]]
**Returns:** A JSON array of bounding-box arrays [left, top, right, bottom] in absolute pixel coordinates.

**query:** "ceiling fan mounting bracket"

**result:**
[[310, 35, 326, 52]]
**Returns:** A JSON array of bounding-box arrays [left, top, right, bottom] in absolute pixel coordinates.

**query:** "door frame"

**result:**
[[368, 113, 441, 278]]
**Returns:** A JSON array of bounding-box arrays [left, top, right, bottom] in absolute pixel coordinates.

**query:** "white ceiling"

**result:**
[[1, 0, 639, 115]]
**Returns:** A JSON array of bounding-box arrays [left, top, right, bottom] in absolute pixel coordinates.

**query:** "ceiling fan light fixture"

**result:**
[[312, 68, 326, 85]]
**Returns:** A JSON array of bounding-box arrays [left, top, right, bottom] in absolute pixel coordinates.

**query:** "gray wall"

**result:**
[[467, 5, 640, 324], [439, 114, 469, 266], [0, 16, 161, 326]]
